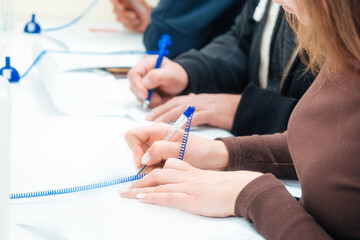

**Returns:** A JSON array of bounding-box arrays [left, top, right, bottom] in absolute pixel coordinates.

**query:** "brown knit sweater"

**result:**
[[221, 60, 360, 239]]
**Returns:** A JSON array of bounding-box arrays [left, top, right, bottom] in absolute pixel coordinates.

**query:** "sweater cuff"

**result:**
[[174, 52, 201, 95], [217, 137, 243, 171], [235, 173, 284, 217]]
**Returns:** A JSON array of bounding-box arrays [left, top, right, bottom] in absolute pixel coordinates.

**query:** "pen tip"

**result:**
[[142, 100, 149, 110]]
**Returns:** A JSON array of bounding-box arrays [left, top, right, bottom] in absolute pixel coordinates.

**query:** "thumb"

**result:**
[[163, 158, 197, 172]]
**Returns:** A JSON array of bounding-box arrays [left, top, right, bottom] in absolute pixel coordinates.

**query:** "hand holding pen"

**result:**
[[142, 34, 173, 109], [125, 107, 230, 173], [127, 55, 188, 108], [111, 0, 151, 33], [136, 106, 195, 174]]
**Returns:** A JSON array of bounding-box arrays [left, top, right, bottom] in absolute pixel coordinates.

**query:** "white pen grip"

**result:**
[[163, 114, 188, 141]]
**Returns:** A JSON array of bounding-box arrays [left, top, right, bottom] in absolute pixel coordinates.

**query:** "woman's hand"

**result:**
[[121, 159, 263, 217], [125, 123, 229, 171], [127, 55, 188, 107], [146, 93, 242, 131]]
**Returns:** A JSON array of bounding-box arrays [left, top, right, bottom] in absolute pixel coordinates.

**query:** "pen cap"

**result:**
[[183, 106, 195, 118], [24, 14, 41, 34], [0, 57, 20, 83], [0, 75, 11, 240], [158, 34, 172, 51]]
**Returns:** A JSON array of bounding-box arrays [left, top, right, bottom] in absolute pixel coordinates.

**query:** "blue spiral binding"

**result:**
[[9, 174, 145, 200], [178, 110, 194, 161]]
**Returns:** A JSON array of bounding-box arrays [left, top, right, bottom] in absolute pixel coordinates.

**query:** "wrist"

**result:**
[[209, 140, 229, 170], [174, 62, 189, 94]]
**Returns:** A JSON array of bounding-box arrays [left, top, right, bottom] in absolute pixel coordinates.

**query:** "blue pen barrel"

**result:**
[[144, 34, 172, 107]]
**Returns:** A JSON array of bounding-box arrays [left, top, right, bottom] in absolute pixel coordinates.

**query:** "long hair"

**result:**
[[288, 1, 360, 75]]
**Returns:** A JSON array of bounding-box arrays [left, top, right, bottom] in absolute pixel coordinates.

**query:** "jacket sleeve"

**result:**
[[231, 83, 297, 136], [236, 174, 332, 240], [143, 0, 246, 59], [173, 0, 260, 93], [219, 132, 297, 179]]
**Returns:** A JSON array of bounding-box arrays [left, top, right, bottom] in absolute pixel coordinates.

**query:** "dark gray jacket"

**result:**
[[174, 0, 315, 136]]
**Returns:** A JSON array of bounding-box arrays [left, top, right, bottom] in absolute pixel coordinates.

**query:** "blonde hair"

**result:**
[[289, 0, 360, 75]]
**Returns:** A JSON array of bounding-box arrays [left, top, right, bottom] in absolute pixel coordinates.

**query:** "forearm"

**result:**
[[220, 132, 296, 179], [237, 174, 332, 240]]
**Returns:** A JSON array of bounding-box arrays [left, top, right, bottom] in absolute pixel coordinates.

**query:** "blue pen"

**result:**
[[142, 34, 172, 109]]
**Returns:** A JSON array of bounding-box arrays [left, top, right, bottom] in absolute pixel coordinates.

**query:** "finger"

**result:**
[[146, 98, 184, 121], [125, 123, 173, 146], [111, 0, 122, 8], [121, 10, 139, 21], [122, 22, 141, 31], [124, 132, 147, 168], [187, 110, 211, 127], [127, 56, 157, 101], [145, 141, 182, 166], [121, 183, 183, 198], [142, 68, 166, 90], [138, 192, 193, 213], [131, 168, 184, 188], [129, 82, 147, 103], [163, 158, 198, 172], [148, 91, 163, 108], [154, 105, 188, 123], [117, 14, 140, 27], [125, 123, 171, 167]]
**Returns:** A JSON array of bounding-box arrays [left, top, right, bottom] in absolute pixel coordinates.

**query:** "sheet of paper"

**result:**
[[9, 116, 264, 240], [41, 26, 145, 53], [35, 51, 145, 117]]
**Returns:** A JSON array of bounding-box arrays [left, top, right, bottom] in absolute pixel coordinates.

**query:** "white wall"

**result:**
[[13, 0, 159, 22], [14, 0, 116, 22]]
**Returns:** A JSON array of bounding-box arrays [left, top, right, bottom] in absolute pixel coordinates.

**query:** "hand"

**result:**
[[111, 0, 151, 32], [146, 93, 242, 131], [121, 159, 263, 217], [125, 123, 229, 171], [127, 55, 188, 107]]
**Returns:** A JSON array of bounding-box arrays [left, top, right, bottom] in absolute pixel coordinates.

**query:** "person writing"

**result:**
[[128, 0, 315, 136], [121, 0, 360, 239]]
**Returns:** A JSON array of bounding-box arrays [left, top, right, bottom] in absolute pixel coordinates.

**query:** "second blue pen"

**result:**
[[142, 34, 172, 109]]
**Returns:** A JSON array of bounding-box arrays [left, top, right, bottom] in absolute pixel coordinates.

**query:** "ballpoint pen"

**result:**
[[142, 34, 172, 109], [137, 106, 195, 175]]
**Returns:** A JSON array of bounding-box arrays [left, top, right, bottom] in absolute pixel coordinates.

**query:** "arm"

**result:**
[[220, 132, 296, 179], [174, 0, 260, 93], [231, 83, 297, 136], [143, 0, 246, 58], [237, 174, 332, 240]]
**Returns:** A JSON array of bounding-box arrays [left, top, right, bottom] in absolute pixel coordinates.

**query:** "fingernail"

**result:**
[[141, 152, 151, 165], [118, 187, 130, 194], [136, 193, 146, 199], [146, 111, 155, 120], [143, 77, 151, 86], [138, 91, 145, 100], [155, 116, 163, 122]]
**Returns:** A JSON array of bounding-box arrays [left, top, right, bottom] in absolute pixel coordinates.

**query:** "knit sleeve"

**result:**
[[235, 174, 332, 240], [219, 132, 297, 179]]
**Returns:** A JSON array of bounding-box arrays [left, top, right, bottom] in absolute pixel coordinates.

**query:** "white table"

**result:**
[[3, 20, 264, 240]]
